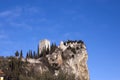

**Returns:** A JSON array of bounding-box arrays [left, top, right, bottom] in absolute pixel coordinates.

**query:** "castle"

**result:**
[[28, 39, 89, 80], [39, 39, 50, 54]]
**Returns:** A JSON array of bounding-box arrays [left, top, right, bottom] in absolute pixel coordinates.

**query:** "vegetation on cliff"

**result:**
[[0, 40, 86, 80]]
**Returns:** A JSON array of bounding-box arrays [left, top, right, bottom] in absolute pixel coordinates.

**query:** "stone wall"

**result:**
[[39, 39, 50, 54]]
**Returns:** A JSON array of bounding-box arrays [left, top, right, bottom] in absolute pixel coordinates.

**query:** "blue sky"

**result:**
[[0, 0, 120, 80]]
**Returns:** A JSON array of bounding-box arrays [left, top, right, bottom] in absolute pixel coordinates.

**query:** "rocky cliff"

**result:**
[[27, 40, 89, 80]]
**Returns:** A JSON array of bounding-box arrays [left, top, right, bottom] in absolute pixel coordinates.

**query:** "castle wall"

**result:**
[[39, 39, 50, 54]]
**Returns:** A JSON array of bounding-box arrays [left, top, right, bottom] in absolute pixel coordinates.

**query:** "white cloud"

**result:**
[[0, 23, 3, 27], [0, 30, 13, 48], [0, 7, 22, 18], [61, 8, 77, 15], [0, 6, 41, 31], [9, 22, 33, 31], [0, 10, 12, 17], [0, 6, 41, 19], [26, 7, 40, 14], [0, 30, 8, 39], [64, 33, 70, 37], [0, 34, 7, 39], [63, 32, 82, 39]]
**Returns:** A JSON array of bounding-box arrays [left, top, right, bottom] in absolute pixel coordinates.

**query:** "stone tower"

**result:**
[[39, 39, 50, 54]]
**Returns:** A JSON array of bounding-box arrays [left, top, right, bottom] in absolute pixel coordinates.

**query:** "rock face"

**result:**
[[48, 40, 89, 80], [28, 40, 89, 80]]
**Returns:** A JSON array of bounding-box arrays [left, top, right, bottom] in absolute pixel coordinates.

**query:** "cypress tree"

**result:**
[[20, 50, 23, 59], [15, 51, 19, 58], [37, 45, 39, 57], [33, 51, 36, 59], [26, 52, 29, 58]]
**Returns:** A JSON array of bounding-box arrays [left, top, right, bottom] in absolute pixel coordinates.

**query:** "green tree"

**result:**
[[37, 45, 39, 57], [26, 52, 29, 58], [20, 50, 23, 59], [50, 43, 57, 54], [29, 50, 33, 58], [15, 51, 19, 58], [33, 51, 37, 59]]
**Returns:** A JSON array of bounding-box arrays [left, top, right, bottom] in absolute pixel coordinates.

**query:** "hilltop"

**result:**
[[0, 40, 89, 80]]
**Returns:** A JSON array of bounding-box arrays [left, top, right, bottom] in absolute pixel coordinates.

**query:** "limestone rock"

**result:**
[[27, 40, 89, 80], [58, 41, 67, 51], [47, 40, 89, 80]]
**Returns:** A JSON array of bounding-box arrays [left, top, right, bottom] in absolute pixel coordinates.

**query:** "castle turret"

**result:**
[[39, 39, 50, 54]]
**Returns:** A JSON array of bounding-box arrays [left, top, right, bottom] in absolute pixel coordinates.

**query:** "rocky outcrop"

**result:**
[[48, 40, 89, 80], [27, 40, 89, 80]]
